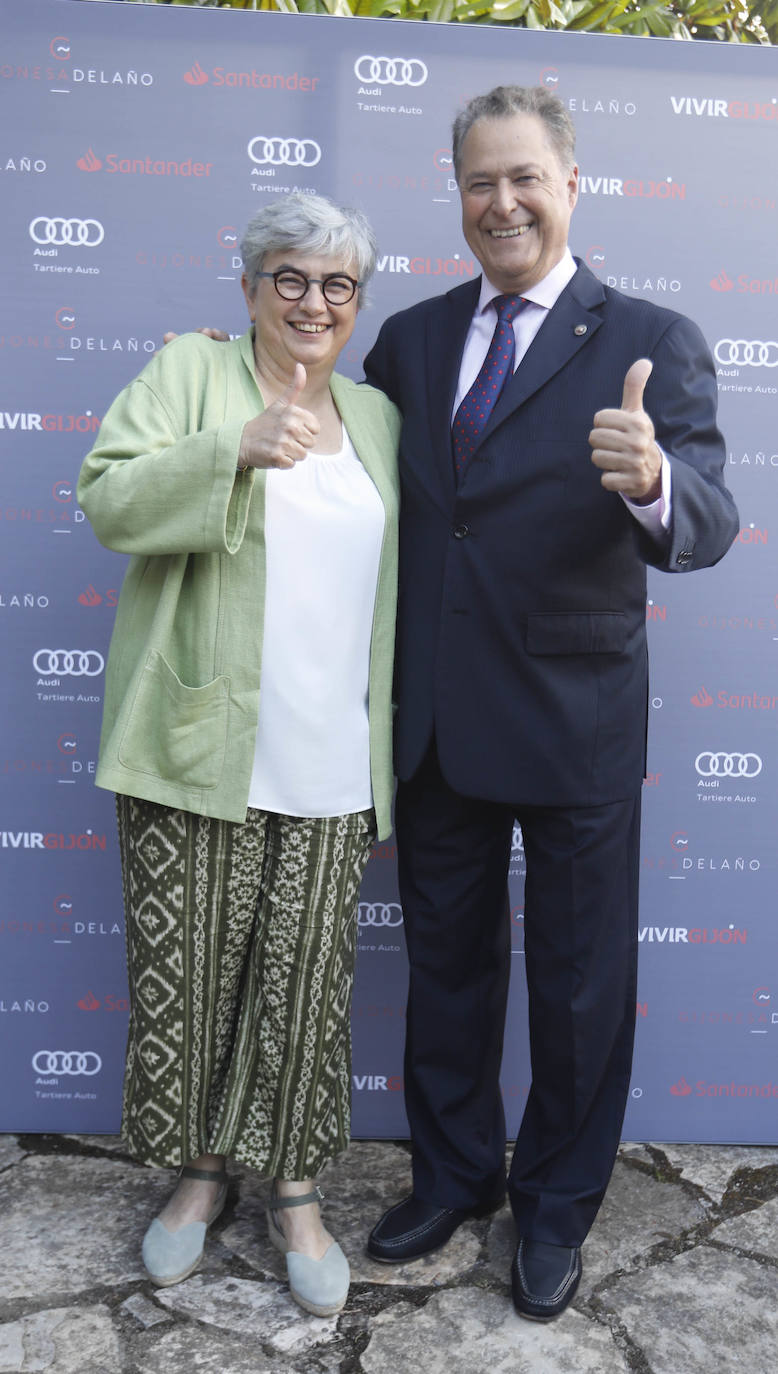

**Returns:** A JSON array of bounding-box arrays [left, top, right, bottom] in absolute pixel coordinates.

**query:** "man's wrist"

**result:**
[[630, 477, 662, 507]]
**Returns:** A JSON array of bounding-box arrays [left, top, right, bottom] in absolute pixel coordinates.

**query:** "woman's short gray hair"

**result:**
[[452, 85, 576, 180], [240, 192, 378, 308]]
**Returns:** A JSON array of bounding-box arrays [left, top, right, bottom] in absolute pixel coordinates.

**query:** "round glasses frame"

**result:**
[[257, 269, 361, 305]]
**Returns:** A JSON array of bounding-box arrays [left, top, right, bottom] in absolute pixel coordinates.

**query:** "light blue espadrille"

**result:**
[[142, 1164, 228, 1287], [267, 1184, 350, 1317]]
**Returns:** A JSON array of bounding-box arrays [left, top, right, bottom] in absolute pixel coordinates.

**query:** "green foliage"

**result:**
[[111, 0, 775, 44]]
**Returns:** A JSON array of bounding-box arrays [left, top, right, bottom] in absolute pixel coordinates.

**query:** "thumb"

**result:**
[[621, 357, 652, 412], [278, 363, 307, 408]]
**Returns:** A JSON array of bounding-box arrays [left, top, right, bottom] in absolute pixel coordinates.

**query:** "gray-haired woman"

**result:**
[[78, 193, 400, 1316]]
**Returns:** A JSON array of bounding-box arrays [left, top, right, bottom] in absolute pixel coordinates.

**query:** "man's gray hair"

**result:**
[[240, 192, 378, 307], [452, 85, 577, 181]]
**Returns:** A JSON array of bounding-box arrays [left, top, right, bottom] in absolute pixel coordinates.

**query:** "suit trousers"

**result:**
[[394, 742, 641, 1246]]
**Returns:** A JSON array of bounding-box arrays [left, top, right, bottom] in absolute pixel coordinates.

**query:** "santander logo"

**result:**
[[76, 990, 129, 1011], [184, 61, 209, 87], [78, 584, 102, 607], [182, 60, 318, 93], [710, 268, 778, 296], [75, 148, 213, 178], [77, 148, 101, 172], [670, 1077, 693, 1096]]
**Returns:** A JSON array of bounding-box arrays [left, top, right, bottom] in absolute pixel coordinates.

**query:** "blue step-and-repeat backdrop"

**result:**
[[1, 0, 777, 1143]]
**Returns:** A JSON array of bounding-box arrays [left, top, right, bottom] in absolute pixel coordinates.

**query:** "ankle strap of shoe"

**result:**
[[270, 1184, 324, 1209], [180, 1165, 227, 1183]]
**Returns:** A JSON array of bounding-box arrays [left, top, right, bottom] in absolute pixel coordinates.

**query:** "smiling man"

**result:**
[[363, 86, 738, 1320], [458, 106, 577, 307]]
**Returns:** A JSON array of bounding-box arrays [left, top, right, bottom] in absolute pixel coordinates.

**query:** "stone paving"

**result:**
[[1, 1133, 777, 1373]]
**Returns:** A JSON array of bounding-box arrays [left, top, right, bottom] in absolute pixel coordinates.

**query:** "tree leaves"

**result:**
[[105, 0, 776, 44]]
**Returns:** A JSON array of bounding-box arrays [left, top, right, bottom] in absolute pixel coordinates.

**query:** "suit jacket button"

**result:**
[[453, 524, 470, 539]]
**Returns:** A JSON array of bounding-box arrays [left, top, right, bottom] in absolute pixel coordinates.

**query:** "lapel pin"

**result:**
[[574, 324, 588, 336]]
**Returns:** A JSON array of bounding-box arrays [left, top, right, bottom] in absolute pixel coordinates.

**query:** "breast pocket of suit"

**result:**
[[525, 611, 628, 656], [118, 649, 230, 790]]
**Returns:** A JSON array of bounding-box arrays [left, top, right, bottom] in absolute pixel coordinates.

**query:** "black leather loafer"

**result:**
[[511, 1238, 582, 1321], [367, 1193, 504, 1264]]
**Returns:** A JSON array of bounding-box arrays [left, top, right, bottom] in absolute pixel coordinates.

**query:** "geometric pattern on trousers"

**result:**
[[116, 796, 376, 1177]]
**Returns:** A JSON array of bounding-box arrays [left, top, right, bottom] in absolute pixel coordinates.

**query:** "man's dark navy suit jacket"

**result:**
[[365, 261, 739, 808]]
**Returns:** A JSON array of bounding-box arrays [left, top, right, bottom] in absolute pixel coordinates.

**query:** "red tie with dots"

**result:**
[[452, 294, 526, 477]]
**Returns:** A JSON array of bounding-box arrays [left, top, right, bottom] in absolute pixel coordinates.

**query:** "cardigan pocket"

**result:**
[[118, 649, 230, 790]]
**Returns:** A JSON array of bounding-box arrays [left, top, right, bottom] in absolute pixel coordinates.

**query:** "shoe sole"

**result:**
[[144, 1252, 205, 1288], [288, 1288, 348, 1318], [367, 1245, 445, 1266], [514, 1303, 568, 1323], [514, 1295, 579, 1323], [143, 1183, 228, 1288]]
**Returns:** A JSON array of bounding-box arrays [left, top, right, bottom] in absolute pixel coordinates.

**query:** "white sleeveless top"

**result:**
[[247, 428, 385, 817]]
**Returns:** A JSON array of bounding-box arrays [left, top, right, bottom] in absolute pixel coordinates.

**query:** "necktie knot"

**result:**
[[494, 294, 525, 326]]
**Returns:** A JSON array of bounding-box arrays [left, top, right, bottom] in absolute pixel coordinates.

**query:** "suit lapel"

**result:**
[[479, 262, 606, 445]]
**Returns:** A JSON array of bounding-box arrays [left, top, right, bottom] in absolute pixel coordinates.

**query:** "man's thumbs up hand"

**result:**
[[590, 358, 662, 505], [621, 357, 653, 412]]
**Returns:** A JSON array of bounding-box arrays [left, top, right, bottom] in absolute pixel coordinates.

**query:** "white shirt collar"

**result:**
[[476, 248, 577, 314]]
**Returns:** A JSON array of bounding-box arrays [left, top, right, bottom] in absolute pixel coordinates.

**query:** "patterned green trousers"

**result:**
[[116, 796, 376, 1177]]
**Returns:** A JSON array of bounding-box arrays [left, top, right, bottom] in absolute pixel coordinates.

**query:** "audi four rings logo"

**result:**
[[33, 649, 105, 677], [247, 137, 321, 167], [695, 752, 763, 777], [358, 902, 404, 927], [354, 56, 428, 86], [32, 1051, 102, 1075], [29, 217, 105, 247], [714, 340, 778, 368]]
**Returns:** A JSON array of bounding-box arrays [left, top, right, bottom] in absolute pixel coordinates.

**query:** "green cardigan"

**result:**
[[77, 330, 401, 839]]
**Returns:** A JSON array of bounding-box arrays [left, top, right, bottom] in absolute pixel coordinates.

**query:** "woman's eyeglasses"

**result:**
[[257, 269, 360, 305]]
